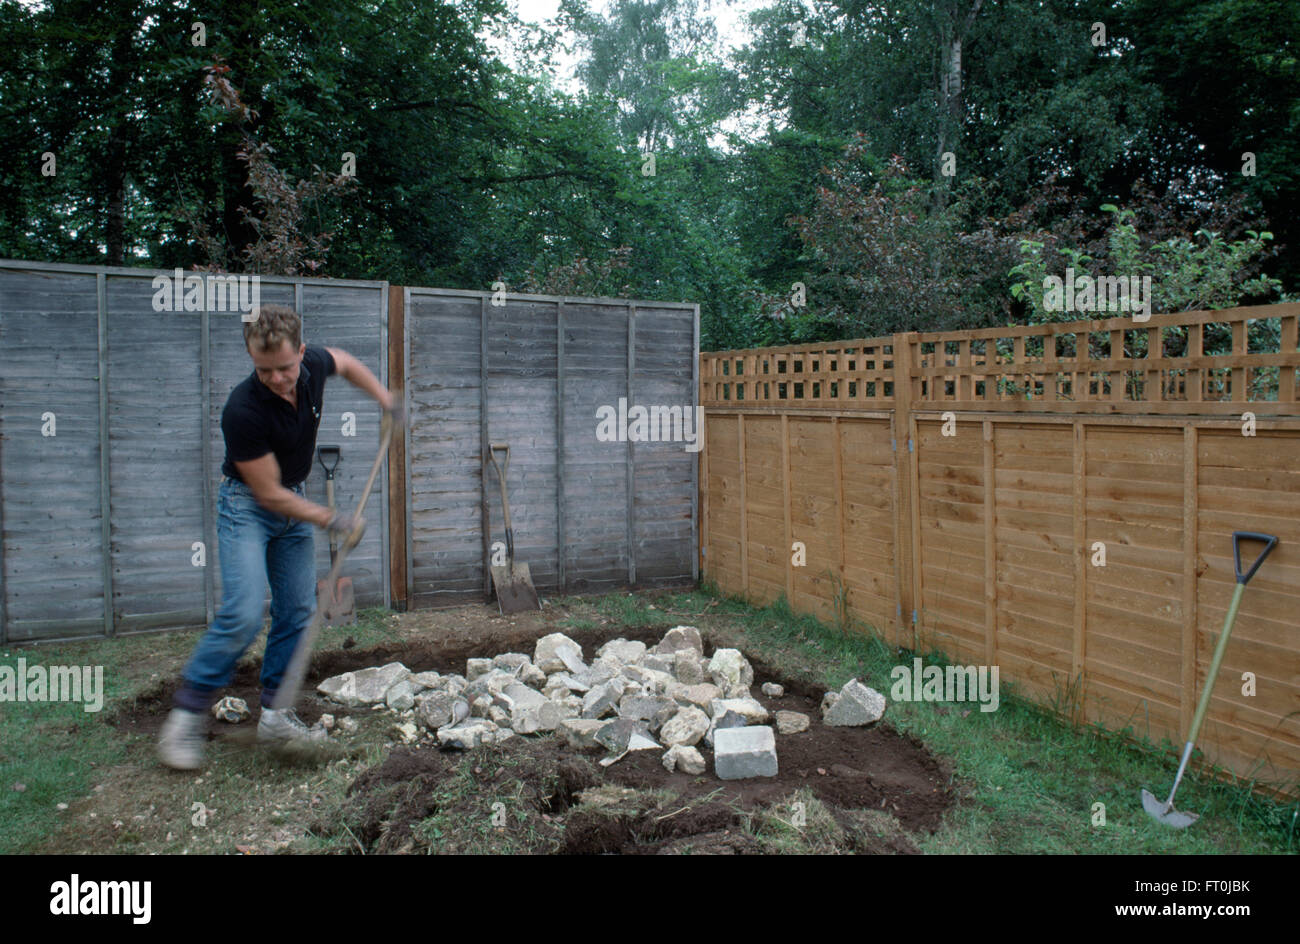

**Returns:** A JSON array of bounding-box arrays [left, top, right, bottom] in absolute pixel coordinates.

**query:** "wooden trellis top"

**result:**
[[700, 302, 1300, 415]]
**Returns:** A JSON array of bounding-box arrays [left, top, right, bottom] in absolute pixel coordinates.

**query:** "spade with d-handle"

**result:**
[[314, 445, 355, 626], [1142, 531, 1278, 828]]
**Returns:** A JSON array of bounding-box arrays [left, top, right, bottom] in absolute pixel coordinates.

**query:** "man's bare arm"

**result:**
[[235, 453, 332, 525], [326, 347, 393, 410]]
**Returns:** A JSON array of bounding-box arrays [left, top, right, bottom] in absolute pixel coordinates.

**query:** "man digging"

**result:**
[[158, 304, 402, 770]]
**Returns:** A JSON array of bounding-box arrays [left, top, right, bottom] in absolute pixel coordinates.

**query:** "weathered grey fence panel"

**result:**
[[0, 268, 105, 641], [406, 291, 484, 607], [632, 305, 698, 584], [0, 260, 389, 642], [105, 276, 206, 634], [405, 289, 699, 605], [487, 298, 560, 590], [2, 261, 696, 638], [299, 283, 388, 608], [562, 301, 631, 591]]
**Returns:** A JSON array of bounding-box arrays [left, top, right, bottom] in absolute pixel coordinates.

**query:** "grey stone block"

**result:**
[[713, 726, 778, 780]]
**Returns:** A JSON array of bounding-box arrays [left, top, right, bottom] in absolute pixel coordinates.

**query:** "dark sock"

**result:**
[[260, 688, 277, 709], [174, 681, 217, 714]]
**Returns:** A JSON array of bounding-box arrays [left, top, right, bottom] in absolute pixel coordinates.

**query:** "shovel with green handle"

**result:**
[[1142, 530, 1279, 828]]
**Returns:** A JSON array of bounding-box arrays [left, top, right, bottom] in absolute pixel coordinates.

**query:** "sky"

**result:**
[[488, 0, 766, 93], [484, 0, 783, 145], [511, 0, 760, 46]]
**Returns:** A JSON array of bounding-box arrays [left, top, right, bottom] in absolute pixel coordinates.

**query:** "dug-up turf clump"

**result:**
[[320, 737, 604, 854], [560, 785, 757, 855], [315, 745, 453, 854], [750, 788, 919, 855]]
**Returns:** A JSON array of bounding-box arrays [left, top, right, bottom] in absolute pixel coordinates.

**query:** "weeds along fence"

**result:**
[[700, 302, 1300, 790], [0, 260, 699, 644]]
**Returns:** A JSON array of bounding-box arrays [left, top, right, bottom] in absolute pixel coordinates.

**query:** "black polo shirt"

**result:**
[[220, 345, 335, 488]]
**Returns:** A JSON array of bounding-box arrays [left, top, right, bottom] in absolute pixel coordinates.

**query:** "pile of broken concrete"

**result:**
[[314, 626, 887, 780]]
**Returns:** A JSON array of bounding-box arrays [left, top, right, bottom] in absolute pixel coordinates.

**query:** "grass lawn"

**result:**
[[0, 585, 1294, 854]]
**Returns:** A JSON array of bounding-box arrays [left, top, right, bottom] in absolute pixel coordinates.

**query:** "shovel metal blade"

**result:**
[[1141, 788, 1199, 828], [317, 577, 356, 627], [490, 561, 540, 614]]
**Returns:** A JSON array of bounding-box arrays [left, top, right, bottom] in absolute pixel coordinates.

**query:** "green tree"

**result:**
[[1116, 0, 1300, 287]]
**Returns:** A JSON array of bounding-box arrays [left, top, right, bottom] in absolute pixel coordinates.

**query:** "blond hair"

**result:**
[[243, 304, 302, 353]]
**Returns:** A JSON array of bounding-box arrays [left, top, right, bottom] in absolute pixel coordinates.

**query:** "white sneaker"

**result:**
[[158, 708, 207, 770], [258, 707, 328, 744]]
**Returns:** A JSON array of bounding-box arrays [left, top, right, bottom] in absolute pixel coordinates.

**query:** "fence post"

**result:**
[[556, 299, 566, 592], [698, 350, 712, 583], [626, 303, 637, 587], [1281, 313, 1298, 404], [479, 294, 490, 601], [692, 304, 700, 585], [97, 272, 114, 637], [832, 414, 845, 621], [892, 332, 918, 648], [200, 278, 215, 627], [983, 419, 996, 667], [1072, 419, 1087, 712], [1181, 425, 1199, 741], [386, 284, 408, 610], [781, 413, 793, 607], [739, 413, 748, 597]]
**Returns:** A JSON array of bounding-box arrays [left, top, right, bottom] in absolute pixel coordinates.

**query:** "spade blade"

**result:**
[[1141, 788, 1199, 828], [490, 561, 540, 614]]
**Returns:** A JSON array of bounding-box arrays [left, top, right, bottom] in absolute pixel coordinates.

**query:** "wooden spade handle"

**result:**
[[272, 412, 394, 711]]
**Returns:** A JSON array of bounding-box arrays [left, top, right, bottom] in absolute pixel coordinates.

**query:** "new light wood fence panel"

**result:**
[[786, 418, 840, 627], [915, 417, 989, 666], [992, 422, 1075, 705], [702, 414, 743, 592], [703, 412, 901, 644], [1194, 430, 1300, 781], [1081, 427, 1185, 749], [835, 417, 899, 643], [740, 416, 787, 606], [701, 303, 1300, 793], [906, 304, 1300, 414]]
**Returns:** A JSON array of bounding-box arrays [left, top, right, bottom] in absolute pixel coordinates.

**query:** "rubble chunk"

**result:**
[[714, 726, 778, 779], [823, 678, 886, 726]]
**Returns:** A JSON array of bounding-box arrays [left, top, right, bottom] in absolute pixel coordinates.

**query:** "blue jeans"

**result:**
[[175, 477, 316, 712]]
